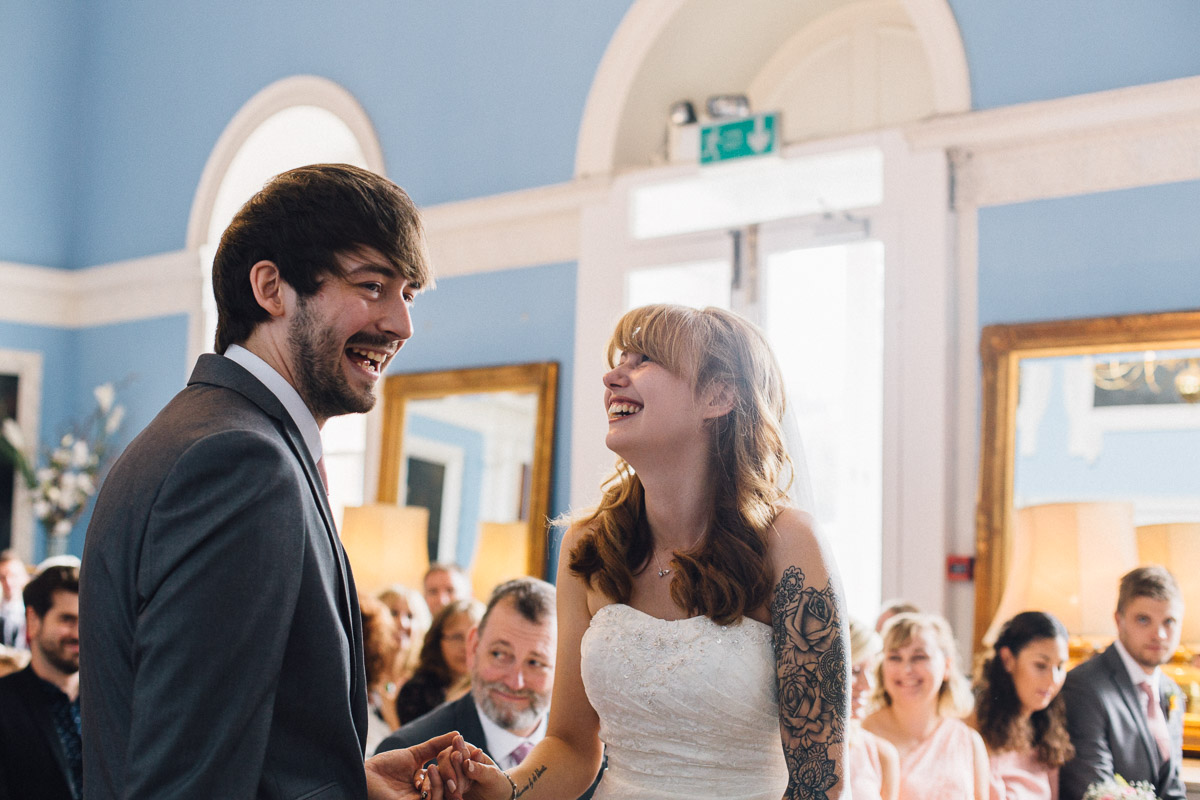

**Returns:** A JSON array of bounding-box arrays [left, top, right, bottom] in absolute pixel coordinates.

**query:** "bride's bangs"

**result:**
[[606, 305, 703, 380]]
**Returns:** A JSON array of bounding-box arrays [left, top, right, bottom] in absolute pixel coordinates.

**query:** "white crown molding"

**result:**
[[0, 251, 200, 329], [909, 75, 1200, 208], [420, 178, 606, 278]]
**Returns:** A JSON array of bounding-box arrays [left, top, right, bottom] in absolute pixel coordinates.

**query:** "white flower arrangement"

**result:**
[[1082, 775, 1160, 800], [1, 383, 124, 552]]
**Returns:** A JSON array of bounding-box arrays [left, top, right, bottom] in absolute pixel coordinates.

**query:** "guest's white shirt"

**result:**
[[1113, 637, 1162, 705], [223, 345, 323, 464], [475, 699, 547, 769]]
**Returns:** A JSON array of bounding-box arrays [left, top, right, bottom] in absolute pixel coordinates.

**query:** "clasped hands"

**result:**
[[365, 731, 510, 800]]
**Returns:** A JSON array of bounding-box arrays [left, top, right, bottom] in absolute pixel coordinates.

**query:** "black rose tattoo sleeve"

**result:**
[[771, 566, 849, 800]]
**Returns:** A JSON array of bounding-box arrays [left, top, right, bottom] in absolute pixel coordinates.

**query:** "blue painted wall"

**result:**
[[949, 0, 1200, 110], [8, 2, 1200, 270], [978, 180, 1200, 327], [0, 3, 84, 267], [65, 0, 631, 268]]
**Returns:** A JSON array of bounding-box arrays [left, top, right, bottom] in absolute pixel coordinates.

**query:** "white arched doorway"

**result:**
[[186, 75, 386, 526], [569, 0, 969, 621]]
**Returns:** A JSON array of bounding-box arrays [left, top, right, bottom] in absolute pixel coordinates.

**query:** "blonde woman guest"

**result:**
[[848, 618, 900, 800], [971, 612, 1073, 800], [429, 304, 850, 800], [379, 584, 432, 686], [864, 612, 989, 800]]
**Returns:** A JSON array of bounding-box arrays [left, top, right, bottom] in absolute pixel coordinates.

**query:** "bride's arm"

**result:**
[[460, 524, 605, 800], [768, 507, 851, 800]]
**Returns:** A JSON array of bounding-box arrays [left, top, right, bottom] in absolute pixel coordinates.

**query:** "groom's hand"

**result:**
[[366, 731, 460, 800]]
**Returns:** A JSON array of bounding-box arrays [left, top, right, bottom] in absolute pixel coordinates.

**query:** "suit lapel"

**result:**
[[1102, 647, 1161, 770], [457, 697, 493, 762]]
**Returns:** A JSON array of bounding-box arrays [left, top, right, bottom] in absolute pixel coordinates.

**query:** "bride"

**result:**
[[434, 304, 850, 800]]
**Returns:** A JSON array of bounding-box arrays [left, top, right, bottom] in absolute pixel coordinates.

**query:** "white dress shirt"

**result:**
[[1113, 637, 1162, 705], [223, 345, 323, 465]]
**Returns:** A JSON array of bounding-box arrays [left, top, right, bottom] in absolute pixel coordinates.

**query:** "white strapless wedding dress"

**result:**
[[580, 603, 789, 799]]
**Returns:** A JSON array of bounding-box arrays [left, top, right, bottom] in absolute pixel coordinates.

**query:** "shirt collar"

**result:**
[[474, 697, 547, 764], [223, 345, 323, 463], [1113, 637, 1161, 699]]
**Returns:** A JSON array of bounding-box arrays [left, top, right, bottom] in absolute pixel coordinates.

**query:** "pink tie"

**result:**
[[1140, 681, 1171, 763], [507, 741, 534, 768], [316, 457, 330, 495]]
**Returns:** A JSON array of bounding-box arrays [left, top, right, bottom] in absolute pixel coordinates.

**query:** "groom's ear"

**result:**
[[249, 260, 289, 318], [700, 381, 736, 420]]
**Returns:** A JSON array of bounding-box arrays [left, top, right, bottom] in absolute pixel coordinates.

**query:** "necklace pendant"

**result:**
[[657, 568, 671, 577]]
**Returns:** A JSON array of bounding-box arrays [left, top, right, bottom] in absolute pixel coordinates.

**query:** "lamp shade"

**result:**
[[985, 501, 1137, 644], [1137, 522, 1200, 645], [471, 521, 529, 602], [340, 504, 430, 596]]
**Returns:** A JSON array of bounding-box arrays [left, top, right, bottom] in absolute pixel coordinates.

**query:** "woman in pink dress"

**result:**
[[971, 611, 1073, 800], [848, 618, 899, 800], [863, 612, 989, 800]]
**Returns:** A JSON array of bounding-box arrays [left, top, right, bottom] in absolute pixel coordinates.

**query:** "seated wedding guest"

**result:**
[[864, 612, 989, 800], [423, 562, 472, 617], [0, 564, 81, 800], [379, 578, 602, 797], [0, 550, 29, 649], [876, 598, 920, 634], [360, 595, 403, 755], [971, 611, 1073, 800], [848, 618, 900, 800], [379, 583, 432, 686], [1059, 566, 1187, 800], [395, 598, 482, 724]]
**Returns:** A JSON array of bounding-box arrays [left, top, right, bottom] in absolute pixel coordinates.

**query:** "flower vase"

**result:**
[[42, 521, 71, 559]]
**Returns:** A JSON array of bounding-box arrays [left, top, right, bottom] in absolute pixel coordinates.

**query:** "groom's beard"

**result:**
[[472, 677, 550, 733]]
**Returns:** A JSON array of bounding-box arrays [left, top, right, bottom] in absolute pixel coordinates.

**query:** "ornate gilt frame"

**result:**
[[975, 309, 1200, 651], [377, 362, 558, 581], [974, 310, 1200, 752]]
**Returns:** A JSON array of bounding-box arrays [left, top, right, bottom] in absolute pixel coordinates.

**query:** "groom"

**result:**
[[80, 164, 450, 799]]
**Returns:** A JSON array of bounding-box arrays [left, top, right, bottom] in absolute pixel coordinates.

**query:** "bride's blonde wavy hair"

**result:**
[[567, 304, 794, 624]]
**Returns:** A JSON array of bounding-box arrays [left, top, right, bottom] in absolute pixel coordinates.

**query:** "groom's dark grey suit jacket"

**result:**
[[80, 354, 368, 800]]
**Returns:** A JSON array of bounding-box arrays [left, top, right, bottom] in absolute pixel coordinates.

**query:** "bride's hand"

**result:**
[[434, 737, 510, 800]]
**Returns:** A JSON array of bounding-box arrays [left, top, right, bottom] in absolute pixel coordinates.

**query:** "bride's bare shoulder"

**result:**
[[766, 506, 837, 580]]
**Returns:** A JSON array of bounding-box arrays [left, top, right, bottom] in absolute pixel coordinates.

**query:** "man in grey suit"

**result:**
[[81, 164, 458, 800], [1060, 565, 1187, 800], [377, 578, 603, 799]]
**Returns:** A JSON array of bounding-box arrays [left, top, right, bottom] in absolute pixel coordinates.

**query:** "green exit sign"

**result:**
[[700, 113, 779, 164]]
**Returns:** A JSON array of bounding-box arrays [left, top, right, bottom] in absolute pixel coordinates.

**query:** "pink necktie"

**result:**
[[507, 741, 534, 768], [316, 457, 330, 495], [1140, 681, 1171, 763]]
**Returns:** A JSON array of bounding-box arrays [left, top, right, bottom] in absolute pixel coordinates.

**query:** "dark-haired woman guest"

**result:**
[[394, 598, 482, 725], [971, 611, 1073, 800]]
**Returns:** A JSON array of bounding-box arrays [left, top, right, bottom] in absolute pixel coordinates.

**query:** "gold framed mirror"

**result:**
[[974, 310, 1200, 750], [377, 362, 558, 584]]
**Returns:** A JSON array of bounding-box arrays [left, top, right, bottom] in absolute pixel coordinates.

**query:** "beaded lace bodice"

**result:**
[[580, 603, 789, 799]]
